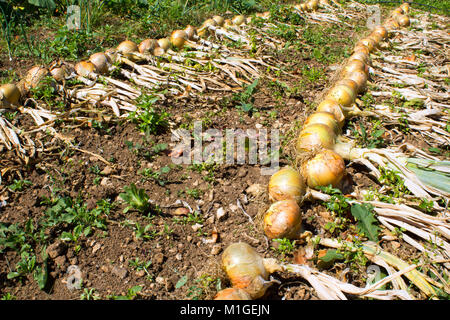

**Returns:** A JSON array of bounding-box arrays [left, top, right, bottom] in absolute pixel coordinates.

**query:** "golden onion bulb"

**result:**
[[307, 0, 319, 11], [89, 52, 111, 74], [138, 39, 159, 54], [398, 15, 410, 27], [184, 25, 197, 40], [367, 33, 383, 47], [50, 65, 68, 82], [157, 38, 171, 51], [222, 242, 270, 299], [349, 51, 370, 65], [336, 79, 358, 95], [212, 15, 225, 26], [342, 70, 368, 93], [316, 99, 346, 128], [0, 83, 21, 105], [232, 15, 245, 25], [268, 166, 306, 203], [372, 25, 388, 39], [25, 66, 49, 89], [203, 18, 217, 28], [301, 149, 346, 189], [75, 61, 96, 77], [117, 40, 138, 54], [342, 59, 368, 76], [153, 47, 166, 56], [400, 3, 410, 14], [214, 288, 252, 300], [170, 30, 187, 49], [357, 37, 377, 52], [326, 84, 356, 108], [304, 111, 340, 135], [384, 18, 400, 30], [223, 19, 233, 28], [353, 44, 370, 56], [264, 200, 302, 240], [296, 123, 336, 153]]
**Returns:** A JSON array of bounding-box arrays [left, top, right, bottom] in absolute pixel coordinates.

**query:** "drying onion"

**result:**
[[89, 52, 111, 74], [157, 38, 171, 51], [170, 30, 187, 49], [383, 18, 400, 30], [0, 83, 21, 105], [184, 25, 197, 40], [342, 59, 368, 76], [397, 15, 410, 27], [349, 51, 370, 65], [336, 79, 358, 95], [325, 83, 356, 108], [139, 39, 159, 54], [232, 15, 245, 25], [353, 44, 370, 56], [24, 66, 49, 89], [222, 242, 270, 299], [264, 199, 302, 239], [50, 65, 68, 82], [301, 149, 345, 189], [296, 123, 336, 153], [153, 47, 166, 56], [214, 288, 252, 300], [342, 70, 368, 93], [306, 0, 319, 11], [304, 111, 340, 135], [75, 61, 96, 77], [212, 15, 225, 26], [268, 166, 306, 203], [316, 99, 346, 128], [400, 3, 410, 14], [367, 33, 383, 47], [371, 25, 388, 39], [117, 40, 138, 55], [356, 38, 377, 53]]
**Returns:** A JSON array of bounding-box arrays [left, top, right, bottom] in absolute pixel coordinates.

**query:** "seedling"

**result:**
[[119, 184, 151, 214]]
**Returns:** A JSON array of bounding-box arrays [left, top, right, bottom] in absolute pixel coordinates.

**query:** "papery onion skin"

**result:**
[[170, 30, 187, 49], [349, 51, 370, 64], [0, 83, 21, 105], [358, 38, 377, 52], [89, 52, 110, 74], [139, 39, 159, 54], [184, 25, 197, 40], [336, 79, 358, 96], [353, 44, 370, 56], [342, 59, 368, 76], [214, 288, 252, 300], [153, 47, 166, 56], [301, 149, 346, 189], [326, 84, 356, 108], [296, 123, 336, 153], [304, 111, 340, 135], [316, 99, 346, 128], [397, 15, 410, 27], [117, 40, 138, 54], [400, 3, 410, 14], [157, 38, 171, 51], [342, 70, 368, 93], [222, 242, 270, 299], [372, 25, 388, 39], [268, 166, 306, 203], [232, 15, 245, 25], [306, 0, 319, 11], [75, 61, 96, 77], [212, 15, 225, 26], [25, 66, 49, 89], [263, 199, 302, 240], [50, 66, 68, 82]]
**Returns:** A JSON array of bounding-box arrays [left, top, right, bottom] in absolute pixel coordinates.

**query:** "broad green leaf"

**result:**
[[175, 275, 188, 289], [350, 203, 380, 242]]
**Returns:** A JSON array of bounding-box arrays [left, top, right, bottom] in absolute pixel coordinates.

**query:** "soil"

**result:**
[[0, 4, 446, 301]]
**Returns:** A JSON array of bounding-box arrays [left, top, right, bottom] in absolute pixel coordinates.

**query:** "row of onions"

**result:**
[[213, 2, 441, 300]]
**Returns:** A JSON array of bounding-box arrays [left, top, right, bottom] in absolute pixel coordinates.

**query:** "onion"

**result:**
[[301, 149, 346, 189], [50, 66, 68, 82], [268, 166, 306, 203], [367, 33, 383, 47], [153, 47, 166, 56], [25, 66, 49, 89], [222, 242, 270, 299], [117, 40, 138, 55], [264, 199, 302, 239], [356, 38, 376, 53], [349, 51, 370, 64], [319, 0, 330, 6], [300, 3, 308, 11], [371, 25, 388, 39], [105, 48, 119, 64], [342, 59, 368, 76], [89, 52, 111, 74], [336, 79, 358, 95], [75, 61, 96, 77], [306, 0, 319, 11], [400, 3, 410, 14], [212, 15, 225, 27], [184, 25, 197, 40], [383, 18, 400, 30], [353, 44, 370, 56], [342, 70, 368, 93], [304, 111, 340, 135], [214, 288, 252, 300], [397, 15, 410, 27], [316, 99, 346, 128], [232, 15, 245, 25], [0, 83, 21, 105], [223, 19, 233, 28], [296, 123, 336, 153], [325, 83, 356, 108], [138, 39, 159, 54], [170, 30, 187, 49], [157, 38, 171, 51]]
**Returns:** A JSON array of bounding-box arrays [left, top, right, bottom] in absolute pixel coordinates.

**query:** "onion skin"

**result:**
[[342, 70, 368, 93], [50, 66, 68, 82], [400, 3, 410, 14], [222, 242, 270, 299], [301, 149, 346, 189], [75, 61, 96, 77], [89, 52, 110, 74], [214, 288, 252, 300], [353, 44, 370, 56], [153, 47, 166, 56], [157, 38, 171, 51], [397, 15, 410, 27], [296, 123, 336, 153], [342, 60, 368, 76], [170, 30, 187, 49], [268, 166, 306, 203], [212, 15, 225, 27], [139, 39, 159, 54], [0, 84, 21, 105], [316, 99, 346, 128], [304, 111, 340, 135], [25, 66, 49, 90], [336, 79, 358, 95], [349, 51, 370, 64], [264, 200, 302, 240], [184, 25, 197, 40], [372, 25, 388, 39], [232, 15, 245, 25], [117, 40, 138, 54], [326, 84, 356, 108]]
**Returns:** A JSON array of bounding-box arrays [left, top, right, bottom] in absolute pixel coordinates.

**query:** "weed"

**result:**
[[233, 79, 259, 114], [272, 238, 297, 256], [80, 288, 100, 300], [7, 179, 32, 192], [186, 274, 222, 300], [119, 183, 151, 214], [140, 166, 171, 186], [129, 94, 169, 135], [108, 285, 142, 300]]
